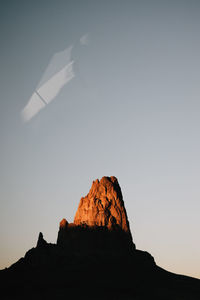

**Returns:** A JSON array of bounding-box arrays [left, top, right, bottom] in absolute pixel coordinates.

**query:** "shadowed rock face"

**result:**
[[36, 232, 48, 248], [57, 176, 135, 253]]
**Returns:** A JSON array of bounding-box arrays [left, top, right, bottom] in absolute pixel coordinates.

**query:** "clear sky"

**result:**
[[0, 0, 200, 278]]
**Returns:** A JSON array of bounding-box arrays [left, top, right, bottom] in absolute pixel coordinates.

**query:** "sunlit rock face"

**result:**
[[57, 176, 135, 253], [74, 176, 131, 232]]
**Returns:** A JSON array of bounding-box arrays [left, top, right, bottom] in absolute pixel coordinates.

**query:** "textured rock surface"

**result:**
[[57, 176, 135, 253], [74, 176, 131, 233]]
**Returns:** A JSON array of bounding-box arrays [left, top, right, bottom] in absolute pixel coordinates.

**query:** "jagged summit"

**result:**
[[57, 176, 135, 252], [74, 176, 131, 232]]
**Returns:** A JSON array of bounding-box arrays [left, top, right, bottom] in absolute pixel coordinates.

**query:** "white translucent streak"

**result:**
[[21, 61, 74, 122]]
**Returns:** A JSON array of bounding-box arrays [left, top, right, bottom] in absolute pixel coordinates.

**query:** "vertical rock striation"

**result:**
[[74, 176, 131, 232], [57, 176, 135, 253]]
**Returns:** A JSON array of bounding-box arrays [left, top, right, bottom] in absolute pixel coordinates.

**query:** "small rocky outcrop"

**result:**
[[36, 232, 48, 248]]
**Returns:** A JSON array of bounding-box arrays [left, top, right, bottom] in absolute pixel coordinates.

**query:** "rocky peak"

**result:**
[[74, 176, 131, 234], [57, 176, 135, 252], [36, 232, 47, 248], [60, 218, 68, 228]]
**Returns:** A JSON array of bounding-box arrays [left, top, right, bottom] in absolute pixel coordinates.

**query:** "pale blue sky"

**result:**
[[0, 0, 200, 278]]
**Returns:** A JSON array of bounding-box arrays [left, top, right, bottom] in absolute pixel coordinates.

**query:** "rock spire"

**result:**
[[57, 176, 135, 252], [74, 176, 131, 233]]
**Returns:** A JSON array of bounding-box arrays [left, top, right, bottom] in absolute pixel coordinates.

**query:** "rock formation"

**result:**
[[74, 176, 130, 232], [1, 175, 200, 300], [36, 232, 48, 248], [57, 176, 135, 253]]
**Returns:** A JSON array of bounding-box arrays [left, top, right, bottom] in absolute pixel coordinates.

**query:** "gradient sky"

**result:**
[[0, 0, 200, 278]]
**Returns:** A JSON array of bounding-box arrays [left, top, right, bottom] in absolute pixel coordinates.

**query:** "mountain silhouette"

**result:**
[[0, 176, 200, 299]]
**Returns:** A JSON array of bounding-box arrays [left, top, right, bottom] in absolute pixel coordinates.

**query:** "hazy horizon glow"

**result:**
[[0, 0, 200, 279]]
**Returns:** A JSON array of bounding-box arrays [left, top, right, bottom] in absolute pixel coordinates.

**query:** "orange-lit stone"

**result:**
[[74, 176, 131, 234], [60, 218, 68, 228]]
